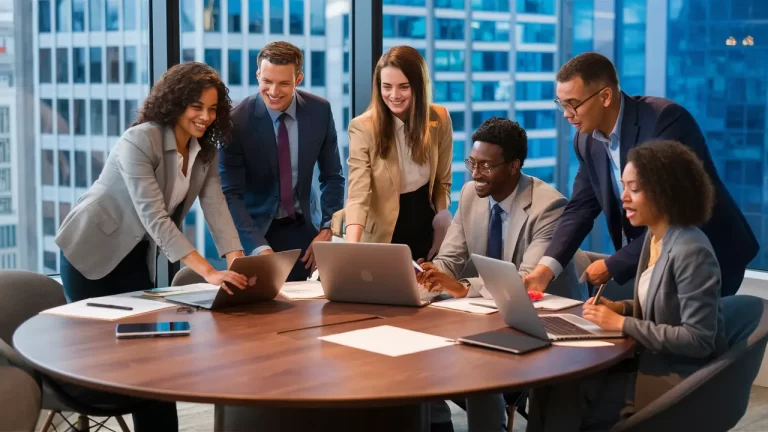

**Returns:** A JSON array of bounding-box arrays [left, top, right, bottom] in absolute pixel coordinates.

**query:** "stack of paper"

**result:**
[[143, 283, 219, 297], [534, 294, 583, 311], [429, 297, 498, 315], [319, 325, 455, 357], [41, 296, 176, 321], [280, 280, 325, 300]]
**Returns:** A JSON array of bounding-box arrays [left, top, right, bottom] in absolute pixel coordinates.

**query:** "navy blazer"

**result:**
[[220, 90, 345, 253], [545, 92, 758, 293]]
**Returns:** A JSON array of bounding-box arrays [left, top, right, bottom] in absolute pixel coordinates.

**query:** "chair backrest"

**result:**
[[0, 270, 67, 347], [171, 266, 206, 286], [572, 249, 591, 280], [722, 295, 764, 347], [612, 299, 768, 432]]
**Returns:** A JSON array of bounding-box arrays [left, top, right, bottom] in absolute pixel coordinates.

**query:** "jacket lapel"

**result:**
[[619, 92, 640, 167], [503, 175, 532, 263], [295, 92, 312, 198], [384, 135, 402, 194], [643, 227, 680, 321], [470, 193, 490, 257], [161, 126, 178, 210], [428, 110, 439, 203], [252, 95, 278, 178]]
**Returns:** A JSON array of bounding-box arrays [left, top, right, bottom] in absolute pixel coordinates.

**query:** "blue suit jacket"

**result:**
[[219, 90, 345, 253], [545, 92, 758, 293]]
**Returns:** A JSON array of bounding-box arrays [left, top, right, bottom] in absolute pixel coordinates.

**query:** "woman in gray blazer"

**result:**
[[528, 140, 728, 431], [54, 62, 248, 431]]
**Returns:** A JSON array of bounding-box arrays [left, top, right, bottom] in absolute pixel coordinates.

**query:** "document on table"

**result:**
[[552, 341, 614, 347], [534, 294, 583, 311], [280, 280, 325, 300], [429, 297, 498, 315], [41, 296, 176, 321], [319, 325, 456, 357]]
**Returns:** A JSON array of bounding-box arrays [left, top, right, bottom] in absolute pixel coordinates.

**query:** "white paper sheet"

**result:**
[[280, 280, 326, 300], [429, 297, 498, 315], [319, 325, 456, 357], [41, 296, 176, 321], [143, 283, 220, 297], [552, 340, 614, 347], [534, 294, 583, 311]]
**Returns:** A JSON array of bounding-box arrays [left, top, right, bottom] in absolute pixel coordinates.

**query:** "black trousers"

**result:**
[[265, 214, 319, 282], [391, 183, 435, 261], [59, 243, 179, 432]]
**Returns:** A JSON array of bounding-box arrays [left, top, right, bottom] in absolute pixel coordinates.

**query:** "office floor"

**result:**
[[35, 386, 768, 431]]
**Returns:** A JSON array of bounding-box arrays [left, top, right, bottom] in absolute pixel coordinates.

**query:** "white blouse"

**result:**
[[393, 116, 430, 194], [637, 266, 653, 317], [167, 138, 201, 216]]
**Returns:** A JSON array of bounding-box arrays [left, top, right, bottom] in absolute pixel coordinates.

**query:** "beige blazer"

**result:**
[[55, 122, 242, 281], [432, 176, 587, 301], [336, 104, 453, 243]]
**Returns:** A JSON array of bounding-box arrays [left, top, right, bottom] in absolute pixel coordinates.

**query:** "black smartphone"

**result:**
[[115, 322, 191, 339]]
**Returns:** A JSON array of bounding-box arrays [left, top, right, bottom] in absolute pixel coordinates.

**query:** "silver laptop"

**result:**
[[313, 242, 437, 307], [165, 249, 301, 310], [472, 254, 623, 341]]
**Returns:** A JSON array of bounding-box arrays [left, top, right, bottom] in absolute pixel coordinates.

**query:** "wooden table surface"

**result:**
[[13, 296, 635, 408]]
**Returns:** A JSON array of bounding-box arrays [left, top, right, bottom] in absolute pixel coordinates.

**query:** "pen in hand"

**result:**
[[86, 302, 133, 311]]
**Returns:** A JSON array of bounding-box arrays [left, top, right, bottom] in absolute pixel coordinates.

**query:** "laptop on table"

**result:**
[[165, 249, 301, 310], [313, 242, 438, 307], [458, 254, 623, 353]]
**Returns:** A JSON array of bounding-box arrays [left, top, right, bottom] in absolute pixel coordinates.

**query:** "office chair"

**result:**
[[0, 270, 132, 432]]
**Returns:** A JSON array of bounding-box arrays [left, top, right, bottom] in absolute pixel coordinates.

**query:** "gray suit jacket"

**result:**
[[55, 122, 242, 281], [621, 226, 728, 410], [432, 174, 587, 300]]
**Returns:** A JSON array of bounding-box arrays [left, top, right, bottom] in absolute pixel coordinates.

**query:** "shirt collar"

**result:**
[[266, 94, 298, 123], [392, 114, 405, 132], [592, 93, 624, 148], [488, 183, 518, 215]]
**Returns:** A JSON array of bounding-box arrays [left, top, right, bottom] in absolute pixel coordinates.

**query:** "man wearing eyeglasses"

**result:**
[[419, 117, 586, 302], [418, 117, 586, 432], [523, 52, 757, 297]]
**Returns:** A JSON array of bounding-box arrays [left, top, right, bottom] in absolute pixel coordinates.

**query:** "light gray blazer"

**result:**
[[620, 226, 728, 410], [432, 174, 587, 300], [55, 122, 242, 281]]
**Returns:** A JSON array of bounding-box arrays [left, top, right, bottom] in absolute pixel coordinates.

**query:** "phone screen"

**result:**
[[116, 322, 191, 338]]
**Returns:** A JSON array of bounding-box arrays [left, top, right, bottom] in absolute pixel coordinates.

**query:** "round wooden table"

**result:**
[[14, 297, 635, 431]]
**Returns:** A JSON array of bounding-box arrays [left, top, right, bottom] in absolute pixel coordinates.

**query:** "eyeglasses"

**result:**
[[554, 87, 606, 114], [464, 158, 508, 176], [176, 306, 195, 314]]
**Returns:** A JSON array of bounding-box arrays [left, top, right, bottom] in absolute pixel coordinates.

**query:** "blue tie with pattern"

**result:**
[[488, 204, 503, 260]]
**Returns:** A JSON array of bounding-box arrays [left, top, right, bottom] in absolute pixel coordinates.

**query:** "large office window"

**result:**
[[89, 0, 102, 30], [516, 52, 554, 72], [471, 51, 508, 72], [434, 81, 464, 103], [249, 49, 259, 85], [106, 0, 119, 31], [310, 0, 325, 35], [73, 99, 86, 135], [516, 81, 555, 101], [57, 99, 70, 135], [435, 0, 463, 8], [107, 47, 120, 83], [89, 47, 102, 83], [205, 0, 221, 31], [204, 49, 222, 73], [39, 0, 52, 32], [471, 0, 509, 12], [472, 81, 511, 102], [181, 0, 195, 32], [515, 110, 555, 130], [517, 0, 556, 14], [311, 51, 325, 87], [39, 49, 52, 83], [56, 0, 71, 32], [90, 99, 103, 135], [124, 47, 137, 84], [517, 23, 556, 44], [124, 0, 136, 30]]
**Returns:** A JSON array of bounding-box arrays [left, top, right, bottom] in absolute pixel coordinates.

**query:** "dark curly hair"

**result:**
[[133, 62, 232, 163], [471, 117, 528, 166], [627, 140, 714, 227]]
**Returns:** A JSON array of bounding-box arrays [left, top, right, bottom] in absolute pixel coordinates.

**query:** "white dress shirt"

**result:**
[[637, 265, 653, 317], [393, 115, 430, 193], [168, 138, 201, 217]]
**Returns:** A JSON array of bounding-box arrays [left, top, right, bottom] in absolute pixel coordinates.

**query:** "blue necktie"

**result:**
[[488, 204, 503, 260]]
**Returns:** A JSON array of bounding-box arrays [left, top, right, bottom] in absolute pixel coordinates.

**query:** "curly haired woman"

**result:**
[[53, 61, 251, 430]]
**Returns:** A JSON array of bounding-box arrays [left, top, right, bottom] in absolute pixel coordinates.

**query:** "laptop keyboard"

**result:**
[[540, 316, 593, 336]]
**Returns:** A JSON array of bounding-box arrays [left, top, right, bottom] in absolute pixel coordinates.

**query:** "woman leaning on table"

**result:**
[[527, 140, 728, 432], [53, 62, 251, 432], [341, 45, 453, 261]]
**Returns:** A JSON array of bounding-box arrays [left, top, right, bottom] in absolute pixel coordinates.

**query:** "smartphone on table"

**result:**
[[115, 322, 191, 339]]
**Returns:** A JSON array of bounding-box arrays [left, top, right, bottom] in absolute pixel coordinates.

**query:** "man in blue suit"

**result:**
[[220, 41, 345, 281], [524, 52, 758, 297]]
